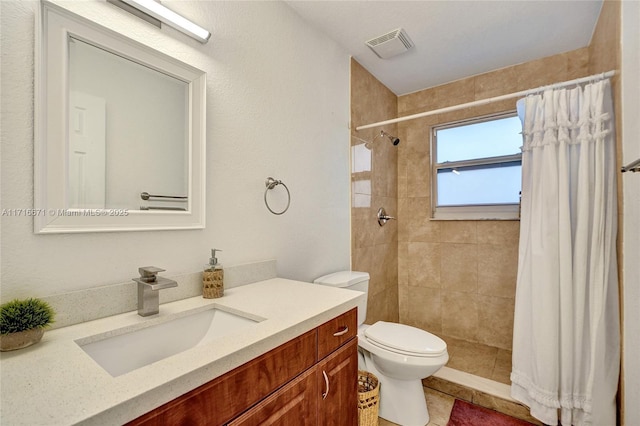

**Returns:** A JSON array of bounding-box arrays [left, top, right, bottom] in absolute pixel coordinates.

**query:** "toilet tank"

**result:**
[[313, 271, 369, 326]]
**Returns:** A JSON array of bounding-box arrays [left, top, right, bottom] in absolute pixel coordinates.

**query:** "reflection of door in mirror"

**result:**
[[69, 92, 106, 209], [68, 36, 189, 211]]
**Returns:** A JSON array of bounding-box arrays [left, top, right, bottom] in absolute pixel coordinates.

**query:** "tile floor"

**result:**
[[440, 335, 512, 385]]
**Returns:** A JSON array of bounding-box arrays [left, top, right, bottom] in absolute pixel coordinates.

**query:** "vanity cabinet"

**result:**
[[316, 339, 358, 425], [127, 308, 358, 426]]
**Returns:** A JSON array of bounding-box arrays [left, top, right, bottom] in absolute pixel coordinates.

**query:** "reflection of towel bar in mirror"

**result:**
[[140, 192, 188, 201], [140, 206, 187, 211]]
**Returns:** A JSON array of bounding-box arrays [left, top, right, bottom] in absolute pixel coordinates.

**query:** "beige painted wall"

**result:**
[[350, 59, 399, 324]]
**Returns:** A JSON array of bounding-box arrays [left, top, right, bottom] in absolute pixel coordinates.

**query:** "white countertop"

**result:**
[[0, 278, 363, 425]]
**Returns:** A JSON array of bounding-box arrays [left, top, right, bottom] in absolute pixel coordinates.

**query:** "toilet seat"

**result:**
[[364, 321, 447, 358]]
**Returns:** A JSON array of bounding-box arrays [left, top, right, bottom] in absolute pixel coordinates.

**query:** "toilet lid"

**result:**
[[364, 321, 447, 356]]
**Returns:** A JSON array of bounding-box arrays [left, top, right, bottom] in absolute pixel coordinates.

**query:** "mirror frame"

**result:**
[[35, 1, 206, 233]]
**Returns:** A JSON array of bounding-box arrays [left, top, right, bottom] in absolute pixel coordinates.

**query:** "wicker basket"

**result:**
[[357, 370, 380, 426]]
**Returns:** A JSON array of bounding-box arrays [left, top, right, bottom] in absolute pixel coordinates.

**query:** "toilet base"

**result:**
[[360, 350, 430, 426], [378, 375, 429, 426]]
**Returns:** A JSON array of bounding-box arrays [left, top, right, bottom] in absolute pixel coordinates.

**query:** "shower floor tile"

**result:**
[[441, 335, 512, 385]]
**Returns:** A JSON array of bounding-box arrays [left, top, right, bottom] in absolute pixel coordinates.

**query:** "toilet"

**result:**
[[314, 271, 448, 426]]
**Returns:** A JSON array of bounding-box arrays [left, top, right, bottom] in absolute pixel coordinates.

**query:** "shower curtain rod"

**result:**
[[355, 70, 616, 131]]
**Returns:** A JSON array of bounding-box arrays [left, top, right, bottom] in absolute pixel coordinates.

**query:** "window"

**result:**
[[431, 112, 522, 220]]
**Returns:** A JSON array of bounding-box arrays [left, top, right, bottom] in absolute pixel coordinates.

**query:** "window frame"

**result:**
[[430, 111, 522, 220]]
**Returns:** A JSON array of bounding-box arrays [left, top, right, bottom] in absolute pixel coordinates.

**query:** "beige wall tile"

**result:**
[[431, 77, 475, 111], [476, 295, 514, 349], [477, 244, 518, 298], [476, 221, 520, 245], [441, 291, 478, 341], [565, 47, 590, 79], [407, 242, 441, 288], [351, 58, 398, 328], [398, 88, 437, 116], [401, 121, 430, 154], [397, 170, 408, 199], [367, 285, 400, 324], [351, 207, 375, 249], [474, 67, 518, 100], [440, 243, 478, 293], [514, 53, 569, 91], [404, 286, 442, 333], [440, 221, 477, 244], [398, 242, 409, 286], [398, 280, 409, 318], [353, 245, 375, 276], [406, 151, 431, 198], [398, 197, 440, 243]]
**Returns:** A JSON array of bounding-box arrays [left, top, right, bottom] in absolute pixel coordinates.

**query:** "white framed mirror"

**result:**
[[35, 1, 206, 233]]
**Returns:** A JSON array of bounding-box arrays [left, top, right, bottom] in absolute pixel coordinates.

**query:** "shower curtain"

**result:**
[[511, 79, 620, 426]]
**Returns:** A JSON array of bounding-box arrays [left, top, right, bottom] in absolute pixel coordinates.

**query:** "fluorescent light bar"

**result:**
[[122, 0, 211, 43]]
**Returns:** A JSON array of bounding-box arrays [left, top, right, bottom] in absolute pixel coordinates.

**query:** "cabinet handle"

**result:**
[[333, 326, 349, 337], [322, 370, 330, 399]]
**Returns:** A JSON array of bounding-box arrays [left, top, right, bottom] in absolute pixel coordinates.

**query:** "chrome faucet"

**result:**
[[132, 266, 178, 316]]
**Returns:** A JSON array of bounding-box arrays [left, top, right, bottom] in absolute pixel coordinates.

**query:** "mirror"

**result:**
[[35, 1, 206, 233]]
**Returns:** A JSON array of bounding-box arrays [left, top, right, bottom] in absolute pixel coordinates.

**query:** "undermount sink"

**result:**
[[77, 307, 261, 377]]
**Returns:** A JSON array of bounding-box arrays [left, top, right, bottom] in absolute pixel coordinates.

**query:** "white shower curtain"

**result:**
[[511, 79, 620, 426]]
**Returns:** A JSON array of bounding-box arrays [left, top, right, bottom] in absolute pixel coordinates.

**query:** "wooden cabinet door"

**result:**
[[316, 338, 358, 426], [228, 367, 317, 426]]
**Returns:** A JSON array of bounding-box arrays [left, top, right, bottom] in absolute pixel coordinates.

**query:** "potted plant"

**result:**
[[0, 298, 55, 351]]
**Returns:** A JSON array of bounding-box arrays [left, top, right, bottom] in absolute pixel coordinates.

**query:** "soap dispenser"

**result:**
[[203, 249, 224, 299]]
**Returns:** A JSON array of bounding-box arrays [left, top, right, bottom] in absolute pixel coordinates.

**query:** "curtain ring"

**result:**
[[264, 177, 291, 215]]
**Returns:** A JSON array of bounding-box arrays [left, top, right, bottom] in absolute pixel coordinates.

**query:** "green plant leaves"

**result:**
[[0, 298, 55, 334]]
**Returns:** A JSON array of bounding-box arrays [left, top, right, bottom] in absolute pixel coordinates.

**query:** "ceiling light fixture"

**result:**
[[121, 0, 211, 43]]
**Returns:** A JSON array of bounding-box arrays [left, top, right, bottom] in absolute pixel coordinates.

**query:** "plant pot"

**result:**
[[0, 328, 45, 352]]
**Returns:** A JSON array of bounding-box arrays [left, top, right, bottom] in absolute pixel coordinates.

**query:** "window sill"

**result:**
[[431, 205, 520, 221]]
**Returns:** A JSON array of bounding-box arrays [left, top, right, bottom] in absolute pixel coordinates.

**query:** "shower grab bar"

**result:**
[[140, 192, 188, 201], [140, 206, 187, 211], [621, 158, 640, 173]]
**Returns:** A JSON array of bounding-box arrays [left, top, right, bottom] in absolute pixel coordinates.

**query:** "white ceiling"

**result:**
[[285, 1, 604, 95]]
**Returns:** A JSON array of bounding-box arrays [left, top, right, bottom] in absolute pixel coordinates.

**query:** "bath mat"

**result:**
[[447, 399, 535, 426]]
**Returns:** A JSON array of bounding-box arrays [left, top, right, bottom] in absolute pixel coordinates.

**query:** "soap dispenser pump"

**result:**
[[203, 248, 224, 299]]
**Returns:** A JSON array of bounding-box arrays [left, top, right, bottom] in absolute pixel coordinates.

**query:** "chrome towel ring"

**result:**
[[264, 177, 290, 215]]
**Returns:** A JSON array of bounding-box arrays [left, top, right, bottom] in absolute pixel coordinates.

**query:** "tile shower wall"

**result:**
[[350, 59, 399, 324], [396, 47, 591, 350]]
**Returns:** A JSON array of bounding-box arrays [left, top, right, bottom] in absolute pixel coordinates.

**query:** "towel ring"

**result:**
[[264, 177, 290, 215]]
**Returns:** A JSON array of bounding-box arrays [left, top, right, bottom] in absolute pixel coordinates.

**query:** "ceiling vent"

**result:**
[[365, 28, 414, 59]]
